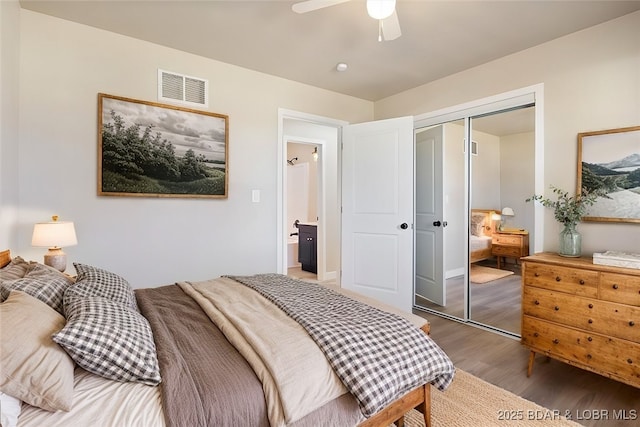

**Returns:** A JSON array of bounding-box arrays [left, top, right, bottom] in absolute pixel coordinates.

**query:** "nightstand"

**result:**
[[492, 230, 529, 269]]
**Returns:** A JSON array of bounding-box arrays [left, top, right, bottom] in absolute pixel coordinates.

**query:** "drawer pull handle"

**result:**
[[588, 303, 594, 309], [630, 321, 635, 327], [554, 306, 560, 311], [555, 276, 561, 282], [586, 354, 592, 359], [588, 319, 593, 324], [534, 272, 539, 277], [587, 336, 593, 342], [628, 359, 633, 364], [613, 284, 619, 290], [553, 339, 559, 344], [534, 300, 540, 305], [579, 279, 585, 285], [533, 332, 539, 337]]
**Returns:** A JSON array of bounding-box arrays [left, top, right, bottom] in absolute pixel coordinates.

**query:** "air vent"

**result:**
[[158, 69, 208, 107]]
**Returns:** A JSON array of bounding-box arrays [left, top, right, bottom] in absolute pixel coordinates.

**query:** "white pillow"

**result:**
[[0, 392, 21, 427]]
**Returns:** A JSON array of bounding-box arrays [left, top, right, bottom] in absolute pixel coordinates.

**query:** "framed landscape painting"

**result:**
[[577, 125, 640, 223], [98, 93, 228, 198]]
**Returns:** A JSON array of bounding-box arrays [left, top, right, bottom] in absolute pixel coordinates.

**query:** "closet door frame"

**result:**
[[412, 84, 545, 336]]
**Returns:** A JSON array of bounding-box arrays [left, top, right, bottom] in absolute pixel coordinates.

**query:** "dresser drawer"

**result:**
[[523, 285, 640, 343], [599, 272, 640, 307], [492, 245, 521, 257], [522, 316, 640, 387], [493, 234, 521, 246], [524, 263, 598, 297]]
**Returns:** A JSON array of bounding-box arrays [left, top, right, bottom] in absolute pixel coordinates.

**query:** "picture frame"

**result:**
[[577, 125, 640, 223], [98, 93, 228, 198]]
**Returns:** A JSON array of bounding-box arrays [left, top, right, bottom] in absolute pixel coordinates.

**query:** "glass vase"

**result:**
[[559, 223, 581, 257]]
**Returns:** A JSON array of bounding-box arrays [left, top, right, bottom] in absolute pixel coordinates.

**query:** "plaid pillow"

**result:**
[[53, 295, 161, 386], [0, 264, 73, 315], [68, 263, 138, 311]]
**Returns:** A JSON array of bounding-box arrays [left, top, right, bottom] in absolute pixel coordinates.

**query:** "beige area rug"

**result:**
[[401, 369, 581, 427], [470, 265, 514, 284]]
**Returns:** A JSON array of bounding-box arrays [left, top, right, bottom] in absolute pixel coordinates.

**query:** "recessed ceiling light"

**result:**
[[336, 63, 348, 72]]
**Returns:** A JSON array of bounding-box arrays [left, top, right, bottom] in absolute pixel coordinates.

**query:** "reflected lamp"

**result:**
[[499, 207, 515, 230]]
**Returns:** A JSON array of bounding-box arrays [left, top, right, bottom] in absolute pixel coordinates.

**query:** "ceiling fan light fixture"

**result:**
[[367, 0, 396, 20]]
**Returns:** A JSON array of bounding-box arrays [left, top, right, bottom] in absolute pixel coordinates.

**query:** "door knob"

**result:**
[[400, 223, 408, 229], [433, 221, 441, 227]]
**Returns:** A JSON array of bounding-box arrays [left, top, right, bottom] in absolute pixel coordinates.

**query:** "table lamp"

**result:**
[[491, 212, 502, 230], [500, 207, 515, 230], [32, 215, 77, 272]]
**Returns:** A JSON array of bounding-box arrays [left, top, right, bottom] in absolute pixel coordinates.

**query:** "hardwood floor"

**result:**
[[287, 266, 318, 281], [417, 259, 522, 335], [288, 265, 639, 426], [417, 312, 640, 427]]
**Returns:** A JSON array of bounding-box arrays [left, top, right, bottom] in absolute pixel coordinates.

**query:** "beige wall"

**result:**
[[376, 11, 640, 254], [12, 9, 371, 286], [0, 0, 21, 251], [500, 131, 535, 246], [5, 8, 639, 286]]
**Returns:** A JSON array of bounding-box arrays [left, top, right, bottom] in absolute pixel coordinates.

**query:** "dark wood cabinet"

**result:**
[[298, 224, 317, 274]]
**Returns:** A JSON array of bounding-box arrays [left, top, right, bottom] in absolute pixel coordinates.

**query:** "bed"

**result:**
[[0, 249, 455, 427], [469, 209, 498, 263]]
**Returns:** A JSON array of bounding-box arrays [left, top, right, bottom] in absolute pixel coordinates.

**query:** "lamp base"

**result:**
[[44, 248, 67, 272]]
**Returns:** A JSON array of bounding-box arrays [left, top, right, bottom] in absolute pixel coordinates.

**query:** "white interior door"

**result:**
[[415, 126, 445, 305], [341, 116, 414, 313]]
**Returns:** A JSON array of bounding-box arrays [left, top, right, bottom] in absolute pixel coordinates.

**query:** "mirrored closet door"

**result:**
[[414, 119, 466, 320], [468, 106, 535, 335], [413, 90, 539, 338]]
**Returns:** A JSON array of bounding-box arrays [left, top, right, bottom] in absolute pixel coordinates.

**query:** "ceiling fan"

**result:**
[[292, 0, 401, 42]]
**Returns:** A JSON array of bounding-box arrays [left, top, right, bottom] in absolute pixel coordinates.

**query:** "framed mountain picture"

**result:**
[[577, 125, 640, 223]]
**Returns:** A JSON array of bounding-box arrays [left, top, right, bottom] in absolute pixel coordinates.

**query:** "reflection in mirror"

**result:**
[[468, 106, 535, 335], [414, 119, 466, 320]]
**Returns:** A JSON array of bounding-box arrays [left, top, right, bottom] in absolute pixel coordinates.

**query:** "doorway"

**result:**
[[277, 109, 346, 283], [286, 141, 319, 280]]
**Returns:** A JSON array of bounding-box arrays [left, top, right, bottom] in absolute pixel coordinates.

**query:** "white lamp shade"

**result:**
[[501, 207, 515, 216], [32, 221, 77, 248], [367, 0, 396, 20]]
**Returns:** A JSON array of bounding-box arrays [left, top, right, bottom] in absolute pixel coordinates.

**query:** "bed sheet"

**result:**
[[18, 367, 164, 427], [470, 235, 492, 252]]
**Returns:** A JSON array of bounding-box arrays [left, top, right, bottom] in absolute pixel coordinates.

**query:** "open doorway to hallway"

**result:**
[[286, 141, 320, 281], [278, 110, 344, 284]]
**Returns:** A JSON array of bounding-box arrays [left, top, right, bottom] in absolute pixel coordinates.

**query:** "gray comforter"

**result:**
[[136, 284, 363, 427]]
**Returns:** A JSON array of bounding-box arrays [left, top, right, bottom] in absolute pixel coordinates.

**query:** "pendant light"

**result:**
[[366, 0, 396, 20]]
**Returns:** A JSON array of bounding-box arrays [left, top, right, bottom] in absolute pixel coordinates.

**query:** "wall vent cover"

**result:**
[[158, 69, 208, 108]]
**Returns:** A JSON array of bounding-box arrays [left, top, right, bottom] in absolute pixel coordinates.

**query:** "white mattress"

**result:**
[[470, 235, 492, 252]]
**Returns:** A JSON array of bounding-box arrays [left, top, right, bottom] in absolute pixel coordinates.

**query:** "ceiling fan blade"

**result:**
[[292, 0, 351, 14], [381, 9, 401, 41]]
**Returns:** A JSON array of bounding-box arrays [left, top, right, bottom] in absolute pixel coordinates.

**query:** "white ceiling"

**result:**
[[20, 0, 640, 102]]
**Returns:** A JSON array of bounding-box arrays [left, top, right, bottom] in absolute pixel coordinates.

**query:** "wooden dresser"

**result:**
[[492, 230, 529, 269], [521, 253, 640, 388]]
